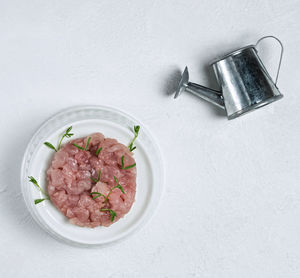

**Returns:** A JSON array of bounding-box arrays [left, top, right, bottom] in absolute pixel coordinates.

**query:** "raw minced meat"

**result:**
[[47, 133, 136, 227]]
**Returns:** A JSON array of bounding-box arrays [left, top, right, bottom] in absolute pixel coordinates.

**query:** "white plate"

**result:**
[[21, 105, 164, 247]]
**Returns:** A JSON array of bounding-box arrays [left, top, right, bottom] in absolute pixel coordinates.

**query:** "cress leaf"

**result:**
[[34, 198, 46, 205], [116, 184, 125, 194], [121, 156, 136, 170], [124, 163, 136, 170], [28, 176, 38, 186], [44, 142, 57, 152], [90, 192, 105, 200], [134, 125, 140, 134], [121, 156, 125, 169], [128, 125, 140, 152], [96, 147, 103, 156], [100, 209, 117, 222], [73, 143, 84, 150], [84, 137, 91, 151], [66, 126, 72, 133], [91, 170, 101, 183]]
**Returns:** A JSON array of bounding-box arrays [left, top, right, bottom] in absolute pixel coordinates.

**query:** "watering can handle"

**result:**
[[255, 35, 284, 85]]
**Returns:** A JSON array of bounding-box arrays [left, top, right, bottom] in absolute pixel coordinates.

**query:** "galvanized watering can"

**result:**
[[175, 36, 284, 120]]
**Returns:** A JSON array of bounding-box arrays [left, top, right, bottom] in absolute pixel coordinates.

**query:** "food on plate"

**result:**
[[29, 126, 140, 227]]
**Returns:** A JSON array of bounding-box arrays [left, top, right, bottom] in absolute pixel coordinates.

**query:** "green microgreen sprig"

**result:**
[[91, 176, 125, 222], [96, 147, 103, 156], [34, 198, 48, 204], [121, 155, 136, 170], [44, 142, 57, 151], [73, 136, 91, 151], [100, 208, 117, 222], [90, 192, 106, 200], [104, 176, 125, 201], [128, 125, 140, 152], [72, 143, 83, 150], [91, 170, 101, 183], [28, 176, 50, 205], [90, 176, 125, 202], [85, 137, 91, 150], [44, 126, 74, 152]]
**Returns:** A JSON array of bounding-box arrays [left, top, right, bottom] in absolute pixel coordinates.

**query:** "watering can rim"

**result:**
[[209, 44, 256, 66]]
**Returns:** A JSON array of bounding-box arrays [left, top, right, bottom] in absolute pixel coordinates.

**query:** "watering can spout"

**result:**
[[174, 67, 225, 110]]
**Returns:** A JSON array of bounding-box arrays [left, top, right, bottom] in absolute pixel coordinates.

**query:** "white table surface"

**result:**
[[1, 1, 300, 277]]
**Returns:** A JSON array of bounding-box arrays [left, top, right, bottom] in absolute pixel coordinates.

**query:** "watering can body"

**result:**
[[175, 36, 284, 120]]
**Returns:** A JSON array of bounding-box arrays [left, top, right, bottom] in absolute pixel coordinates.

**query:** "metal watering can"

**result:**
[[175, 36, 284, 120]]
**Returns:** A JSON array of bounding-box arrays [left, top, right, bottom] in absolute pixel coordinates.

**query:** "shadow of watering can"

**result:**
[[175, 36, 284, 120]]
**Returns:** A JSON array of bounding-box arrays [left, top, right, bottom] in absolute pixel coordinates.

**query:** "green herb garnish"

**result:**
[[90, 192, 106, 200], [85, 137, 91, 151], [72, 143, 83, 150], [113, 176, 125, 194], [104, 176, 125, 202], [96, 147, 103, 156], [28, 176, 49, 205], [128, 125, 140, 152], [44, 126, 74, 152], [91, 170, 101, 183], [100, 208, 117, 222], [90, 176, 125, 202], [28, 176, 47, 195], [44, 142, 57, 152], [73, 136, 91, 151], [58, 126, 74, 150], [34, 198, 49, 204], [121, 155, 136, 170]]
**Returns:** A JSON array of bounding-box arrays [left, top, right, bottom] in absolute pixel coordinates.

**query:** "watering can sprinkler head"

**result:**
[[174, 66, 189, 99], [174, 66, 225, 110]]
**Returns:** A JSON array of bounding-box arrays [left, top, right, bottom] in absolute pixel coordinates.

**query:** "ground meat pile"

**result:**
[[47, 133, 137, 227]]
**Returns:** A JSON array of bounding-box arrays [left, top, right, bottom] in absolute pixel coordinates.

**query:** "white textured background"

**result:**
[[0, 1, 300, 277]]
